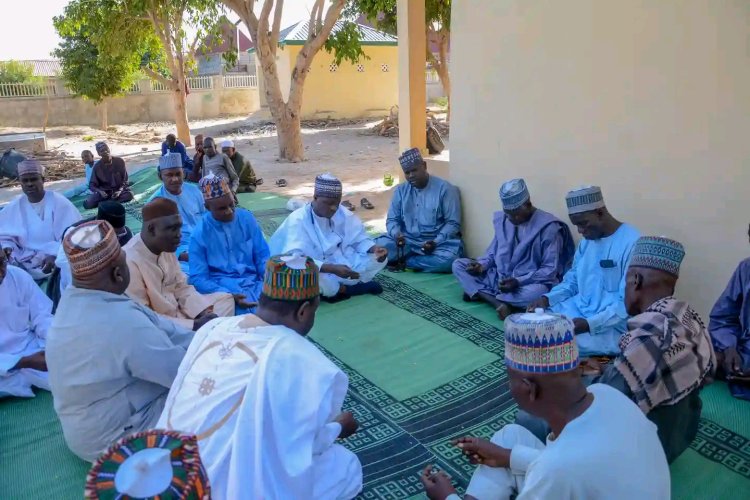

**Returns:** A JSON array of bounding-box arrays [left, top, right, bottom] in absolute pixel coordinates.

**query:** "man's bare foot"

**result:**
[[496, 303, 512, 320]]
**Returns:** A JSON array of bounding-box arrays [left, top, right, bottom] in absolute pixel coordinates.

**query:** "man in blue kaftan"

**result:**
[[709, 227, 750, 401], [376, 148, 462, 273], [453, 179, 574, 319], [529, 186, 640, 356], [150, 153, 207, 273], [188, 175, 269, 314]]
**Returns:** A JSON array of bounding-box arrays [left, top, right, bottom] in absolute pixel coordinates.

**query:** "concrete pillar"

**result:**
[[397, 0, 427, 154]]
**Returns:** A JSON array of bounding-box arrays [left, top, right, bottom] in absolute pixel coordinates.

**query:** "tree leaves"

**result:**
[[324, 21, 369, 66]]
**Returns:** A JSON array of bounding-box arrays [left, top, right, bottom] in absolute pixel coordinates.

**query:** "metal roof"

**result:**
[[1, 60, 62, 77], [250, 20, 397, 51]]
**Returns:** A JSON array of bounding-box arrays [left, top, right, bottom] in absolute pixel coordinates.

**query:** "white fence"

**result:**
[[222, 74, 258, 88], [0, 81, 57, 98], [426, 70, 440, 84], [188, 76, 213, 90]]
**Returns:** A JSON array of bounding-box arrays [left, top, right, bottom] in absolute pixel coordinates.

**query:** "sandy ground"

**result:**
[[1, 115, 449, 233]]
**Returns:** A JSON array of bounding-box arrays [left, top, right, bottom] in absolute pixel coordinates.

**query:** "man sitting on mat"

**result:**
[[516, 237, 715, 464], [528, 186, 640, 356], [47, 220, 194, 461], [84, 142, 133, 209], [709, 223, 750, 401], [453, 179, 574, 319], [0, 248, 53, 398], [124, 198, 235, 330], [149, 152, 207, 273], [158, 254, 363, 499], [270, 173, 388, 302], [189, 175, 270, 314], [420, 311, 670, 500], [376, 148, 463, 273]]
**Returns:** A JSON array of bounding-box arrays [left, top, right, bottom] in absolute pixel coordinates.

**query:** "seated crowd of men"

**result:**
[[0, 139, 747, 499]]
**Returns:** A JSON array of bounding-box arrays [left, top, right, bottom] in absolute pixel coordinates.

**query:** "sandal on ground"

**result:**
[[255, 178, 264, 186], [360, 197, 375, 210], [341, 200, 356, 211], [275, 179, 287, 187]]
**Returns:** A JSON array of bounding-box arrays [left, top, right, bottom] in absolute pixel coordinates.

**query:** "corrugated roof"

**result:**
[[1, 60, 62, 77], [250, 20, 397, 51]]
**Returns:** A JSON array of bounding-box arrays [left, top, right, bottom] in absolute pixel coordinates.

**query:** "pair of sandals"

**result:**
[[342, 198, 374, 211]]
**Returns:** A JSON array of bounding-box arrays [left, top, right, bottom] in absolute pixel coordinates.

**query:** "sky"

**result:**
[[0, 0, 320, 61]]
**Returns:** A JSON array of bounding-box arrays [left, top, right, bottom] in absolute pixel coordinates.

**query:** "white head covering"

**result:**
[[565, 185, 605, 215], [220, 140, 234, 148]]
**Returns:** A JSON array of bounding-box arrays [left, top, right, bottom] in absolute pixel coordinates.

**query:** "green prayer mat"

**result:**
[[1, 172, 748, 498]]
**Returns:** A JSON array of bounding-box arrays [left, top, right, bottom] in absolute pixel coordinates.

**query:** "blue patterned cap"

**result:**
[[398, 148, 424, 170], [504, 310, 579, 374], [199, 174, 231, 200], [566, 185, 605, 215], [314, 173, 342, 198], [500, 178, 530, 210], [629, 236, 685, 277], [158, 152, 183, 171]]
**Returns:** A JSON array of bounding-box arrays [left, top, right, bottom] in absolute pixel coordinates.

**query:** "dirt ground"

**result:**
[[0, 115, 449, 233]]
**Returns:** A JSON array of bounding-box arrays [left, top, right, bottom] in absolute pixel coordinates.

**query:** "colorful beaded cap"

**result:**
[[84, 429, 210, 500], [262, 253, 319, 301], [629, 236, 685, 277], [199, 174, 231, 201], [504, 310, 579, 373]]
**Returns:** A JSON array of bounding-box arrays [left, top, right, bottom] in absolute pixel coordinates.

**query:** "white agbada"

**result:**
[[158, 315, 362, 500], [269, 203, 386, 296], [0, 266, 53, 397], [0, 191, 80, 280]]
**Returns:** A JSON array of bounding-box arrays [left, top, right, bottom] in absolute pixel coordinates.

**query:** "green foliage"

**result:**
[[434, 96, 448, 108], [0, 60, 42, 84], [347, 0, 451, 34], [324, 21, 370, 66], [82, 135, 95, 141], [222, 49, 239, 71]]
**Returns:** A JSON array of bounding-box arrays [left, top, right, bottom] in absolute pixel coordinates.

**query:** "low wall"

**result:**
[[0, 77, 260, 128]]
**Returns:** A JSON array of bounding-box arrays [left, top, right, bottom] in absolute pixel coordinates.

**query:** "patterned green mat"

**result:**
[[1, 171, 748, 498]]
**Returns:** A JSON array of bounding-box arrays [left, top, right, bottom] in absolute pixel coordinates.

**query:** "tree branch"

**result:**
[[143, 66, 176, 89], [270, 0, 284, 54]]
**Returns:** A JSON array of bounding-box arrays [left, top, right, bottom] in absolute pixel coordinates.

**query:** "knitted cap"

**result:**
[[17, 159, 44, 177], [566, 185, 605, 215], [314, 173, 342, 198], [158, 152, 183, 171], [262, 254, 319, 301], [142, 197, 179, 222], [97, 201, 126, 229], [629, 236, 685, 277], [500, 178, 530, 210], [84, 430, 210, 500], [504, 309, 579, 373], [199, 174, 231, 201], [399, 147, 423, 170], [64, 220, 122, 278]]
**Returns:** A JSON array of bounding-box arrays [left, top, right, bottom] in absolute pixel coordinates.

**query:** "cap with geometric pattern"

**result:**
[[629, 236, 685, 277], [565, 185, 605, 215], [84, 429, 210, 500], [504, 309, 579, 374], [314, 173, 342, 199], [17, 159, 44, 177], [398, 147, 423, 170], [64, 220, 122, 278], [199, 174, 231, 201], [158, 152, 183, 171], [500, 178, 530, 211], [262, 253, 319, 301]]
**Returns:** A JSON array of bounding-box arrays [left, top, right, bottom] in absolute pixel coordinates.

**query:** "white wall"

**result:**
[[450, 0, 750, 317]]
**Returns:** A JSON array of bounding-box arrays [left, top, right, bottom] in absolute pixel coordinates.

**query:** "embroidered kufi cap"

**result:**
[[398, 147, 423, 170], [158, 152, 183, 171], [262, 253, 319, 301], [499, 178, 530, 210], [64, 220, 122, 278], [505, 309, 579, 374], [199, 174, 231, 201], [97, 201, 126, 229], [84, 429, 210, 500], [565, 185, 605, 215], [629, 236, 685, 277], [142, 197, 179, 222], [314, 173, 343, 198], [17, 159, 44, 177]]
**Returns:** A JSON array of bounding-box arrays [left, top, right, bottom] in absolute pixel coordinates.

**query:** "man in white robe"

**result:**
[[0, 159, 81, 281], [0, 248, 53, 398], [159, 254, 363, 499], [269, 173, 388, 301]]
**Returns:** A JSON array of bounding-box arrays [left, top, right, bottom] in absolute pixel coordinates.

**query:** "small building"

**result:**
[[197, 17, 255, 75], [252, 20, 398, 120]]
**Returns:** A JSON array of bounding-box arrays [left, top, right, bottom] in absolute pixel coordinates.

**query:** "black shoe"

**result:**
[[346, 281, 384, 297], [463, 293, 474, 302], [322, 292, 351, 304]]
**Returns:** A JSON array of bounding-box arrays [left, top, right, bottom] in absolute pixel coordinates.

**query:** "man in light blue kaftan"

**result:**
[[376, 148, 462, 272], [188, 175, 270, 314], [453, 179, 575, 318], [529, 186, 640, 356], [149, 153, 207, 273]]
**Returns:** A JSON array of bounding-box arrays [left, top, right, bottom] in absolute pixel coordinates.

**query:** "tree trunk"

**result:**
[[172, 87, 191, 146], [435, 63, 451, 122], [273, 103, 304, 162], [99, 99, 109, 130]]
